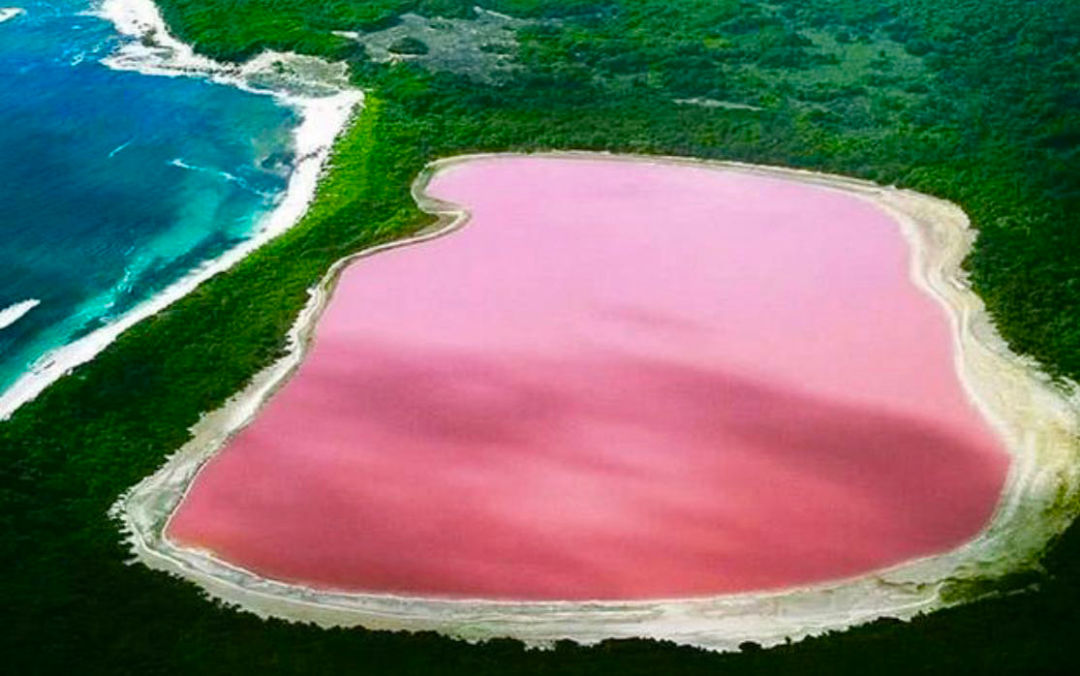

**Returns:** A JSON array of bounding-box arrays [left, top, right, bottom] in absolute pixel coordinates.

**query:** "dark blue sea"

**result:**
[[0, 1, 296, 398]]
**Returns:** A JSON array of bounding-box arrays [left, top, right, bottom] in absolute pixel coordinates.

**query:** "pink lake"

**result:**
[[168, 156, 1009, 600]]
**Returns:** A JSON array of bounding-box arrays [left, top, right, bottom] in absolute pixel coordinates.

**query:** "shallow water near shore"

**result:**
[[0, 0, 296, 394]]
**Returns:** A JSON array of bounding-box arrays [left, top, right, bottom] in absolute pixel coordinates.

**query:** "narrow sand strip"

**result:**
[[113, 153, 1080, 652]]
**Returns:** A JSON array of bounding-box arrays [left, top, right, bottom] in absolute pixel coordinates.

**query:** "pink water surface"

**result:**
[[168, 157, 1009, 600]]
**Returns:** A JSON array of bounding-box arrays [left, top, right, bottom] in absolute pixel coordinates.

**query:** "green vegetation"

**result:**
[[4, 0, 1080, 673]]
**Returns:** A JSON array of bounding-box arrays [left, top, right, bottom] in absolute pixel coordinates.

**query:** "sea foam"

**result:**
[[0, 7, 25, 23], [168, 158, 269, 196], [0, 299, 40, 332]]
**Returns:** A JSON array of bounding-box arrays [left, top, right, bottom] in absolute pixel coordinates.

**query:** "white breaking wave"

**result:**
[[0, 7, 25, 23], [108, 139, 133, 158], [169, 157, 241, 182], [0, 0, 362, 419], [0, 299, 41, 332], [168, 158, 268, 195]]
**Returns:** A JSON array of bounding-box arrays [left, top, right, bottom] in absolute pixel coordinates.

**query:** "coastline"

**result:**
[[0, 0, 363, 420], [114, 152, 1080, 652]]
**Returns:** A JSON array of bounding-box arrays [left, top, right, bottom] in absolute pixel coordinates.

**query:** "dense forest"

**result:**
[[3, 0, 1080, 673]]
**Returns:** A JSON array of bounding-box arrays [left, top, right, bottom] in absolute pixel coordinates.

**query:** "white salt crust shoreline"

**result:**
[[114, 152, 1080, 652], [0, 0, 363, 420]]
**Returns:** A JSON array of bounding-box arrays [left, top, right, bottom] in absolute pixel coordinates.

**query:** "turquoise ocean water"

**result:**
[[0, 1, 296, 396]]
